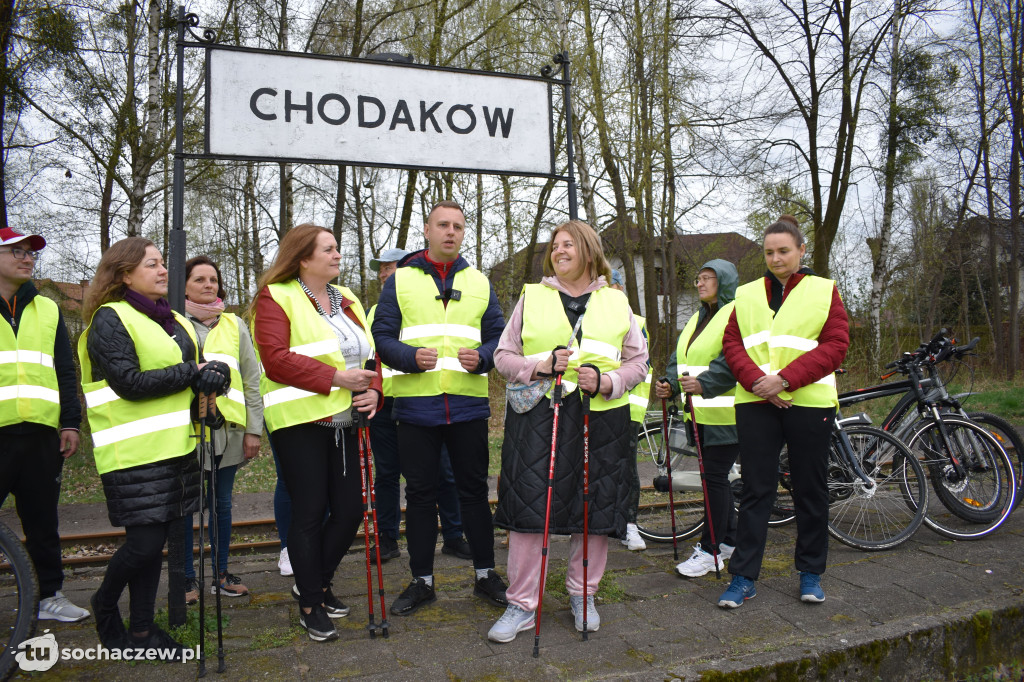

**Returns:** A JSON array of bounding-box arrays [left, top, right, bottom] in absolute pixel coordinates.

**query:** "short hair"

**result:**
[[185, 255, 227, 301], [764, 214, 805, 247], [541, 220, 613, 284], [82, 237, 157, 322], [426, 200, 464, 222]]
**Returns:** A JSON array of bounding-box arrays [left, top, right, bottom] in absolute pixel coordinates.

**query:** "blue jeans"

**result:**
[[269, 426, 292, 549], [184, 461, 237, 578], [370, 399, 463, 541]]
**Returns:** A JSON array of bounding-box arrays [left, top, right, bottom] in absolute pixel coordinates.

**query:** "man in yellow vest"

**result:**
[[371, 201, 508, 616], [0, 227, 90, 623], [367, 248, 472, 563]]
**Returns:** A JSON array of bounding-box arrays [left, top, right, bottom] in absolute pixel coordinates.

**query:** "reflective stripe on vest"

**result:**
[[200, 312, 246, 427], [521, 284, 630, 412], [733, 276, 838, 408], [675, 302, 736, 426], [391, 266, 490, 398], [0, 296, 61, 429], [254, 280, 368, 432], [78, 301, 198, 475], [628, 316, 651, 423]]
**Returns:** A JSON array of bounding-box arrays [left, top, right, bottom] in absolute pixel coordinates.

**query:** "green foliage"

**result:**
[[151, 607, 230, 650], [745, 180, 815, 257]]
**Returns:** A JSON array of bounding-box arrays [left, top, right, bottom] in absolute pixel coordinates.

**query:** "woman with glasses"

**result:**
[[654, 259, 741, 578]]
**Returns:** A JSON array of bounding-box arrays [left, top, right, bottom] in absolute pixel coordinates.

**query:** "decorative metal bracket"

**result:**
[[182, 12, 217, 44], [541, 51, 569, 79]]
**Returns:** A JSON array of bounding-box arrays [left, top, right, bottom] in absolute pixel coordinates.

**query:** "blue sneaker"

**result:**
[[799, 572, 825, 603], [717, 575, 756, 608]]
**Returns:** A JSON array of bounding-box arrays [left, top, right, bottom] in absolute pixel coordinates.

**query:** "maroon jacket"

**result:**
[[253, 285, 383, 413], [723, 271, 849, 396]]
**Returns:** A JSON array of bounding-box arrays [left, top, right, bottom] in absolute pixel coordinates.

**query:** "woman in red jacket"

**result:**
[[716, 215, 849, 609]]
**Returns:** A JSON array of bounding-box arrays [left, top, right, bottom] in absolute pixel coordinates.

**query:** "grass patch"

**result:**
[[960, 661, 1024, 681], [248, 625, 303, 650], [151, 607, 230, 650]]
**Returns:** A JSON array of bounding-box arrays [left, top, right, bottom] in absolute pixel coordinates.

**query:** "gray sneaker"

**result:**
[[569, 594, 600, 633], [487, 604, 535, 643], [39, 591, 90, 622]]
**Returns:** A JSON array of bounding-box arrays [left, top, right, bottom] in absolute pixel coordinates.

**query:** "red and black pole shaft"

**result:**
[[683, 371, 720, 579]]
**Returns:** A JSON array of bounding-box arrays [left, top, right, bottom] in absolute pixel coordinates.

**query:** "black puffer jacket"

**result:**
[[86, 305, 201, 526], [494, 393, 632, 537]]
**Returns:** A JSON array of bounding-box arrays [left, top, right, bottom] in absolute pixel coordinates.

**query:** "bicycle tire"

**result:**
[[905, 416, 1017, 540], [634, 422, 705, 543], [825, 425, 928, 550], [0, 521, 39, 680], [965, 412, 1024, 509]]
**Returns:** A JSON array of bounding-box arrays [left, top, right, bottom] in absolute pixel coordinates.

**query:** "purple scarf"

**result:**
[[124, 289, 176, 336]]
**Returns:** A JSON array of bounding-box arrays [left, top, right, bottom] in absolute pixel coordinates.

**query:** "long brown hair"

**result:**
[[764, 214, 805, 247], [247, 224, 331, 318], [82, 237, 156, 322], [542, 220, 613, 284]]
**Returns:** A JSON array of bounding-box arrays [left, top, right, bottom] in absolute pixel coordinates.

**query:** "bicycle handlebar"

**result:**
[[882, 331, 980, 375]]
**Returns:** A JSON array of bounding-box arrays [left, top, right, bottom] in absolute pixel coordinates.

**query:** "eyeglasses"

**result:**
[[693, 275, 716, 286], [0, 247, 40, 261]]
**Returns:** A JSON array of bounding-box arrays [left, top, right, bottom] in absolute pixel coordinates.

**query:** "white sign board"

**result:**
[[206, 48, 555, 176]]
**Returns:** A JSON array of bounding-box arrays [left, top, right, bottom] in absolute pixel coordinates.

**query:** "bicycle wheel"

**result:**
[[905, 416, 1017, 540], [825, 425, 927, 550], [634, 421, 706, 543], [0, 521, 38, 680], [966, 412, 1024, 509]]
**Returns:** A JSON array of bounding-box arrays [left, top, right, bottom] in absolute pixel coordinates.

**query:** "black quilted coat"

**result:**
[[86, 305, 201, 527], [494, 391, 632, 537]]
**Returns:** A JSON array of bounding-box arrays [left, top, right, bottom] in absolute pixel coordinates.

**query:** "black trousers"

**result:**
[[272, 423, 362, 609], [94, 521, 172, 634], [397, 419, 494, 577], [728, 403, 835, 580], [694, 426, 740, 550], [0, 429, 65, 598]]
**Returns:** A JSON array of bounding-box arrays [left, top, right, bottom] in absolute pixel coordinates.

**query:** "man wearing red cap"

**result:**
[[0, 227, 90, 623]]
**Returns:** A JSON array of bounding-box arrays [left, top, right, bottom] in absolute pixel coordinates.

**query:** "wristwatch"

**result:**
[[780, 377, 790, 390]]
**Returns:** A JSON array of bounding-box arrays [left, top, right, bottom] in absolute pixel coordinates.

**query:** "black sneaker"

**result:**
[[474, 569, 509, 607], [184, 577, 200, 605], [323, 585, 351, 618], [299, 604, 339, 642], [370, 535, 400, 563], [390, 578, 436, 616], [130, 625, 187, 661], [441, 537, 473, 560], [91, 591, 128, 651]]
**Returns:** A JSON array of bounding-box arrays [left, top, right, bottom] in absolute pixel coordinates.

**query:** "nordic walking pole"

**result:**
[[578, 364, 603, 642], [206, 394, 226, 672], [533, 347, 567, 658], [683, 372, 720, 579], [659, 377, 679, 561], [197, 394, 209, 678], [356, 359, 388, 638]]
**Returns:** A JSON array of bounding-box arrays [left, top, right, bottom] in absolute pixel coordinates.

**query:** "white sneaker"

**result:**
[[718, 543, 735, 561], [675, 544, 725, 578], [487, 604, 535, 643], [278, 547, 294, 577], [569, 594, 600, 632], [620, 523, 646, 551], [38, 591, 91, 622]]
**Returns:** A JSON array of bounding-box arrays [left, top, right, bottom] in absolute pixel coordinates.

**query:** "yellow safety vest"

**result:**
[[521, 284, 630, 412], [254, 279, 369, 433], [198, 312, 246, 428], [366, 304, 396, 398], [628, 315, 652, 424], [675, 303, 736, 426], [391, 266, 490, 398], [0, 295, 61, 429], [78, 301, 199, 475], [733, 276, 838, 408]]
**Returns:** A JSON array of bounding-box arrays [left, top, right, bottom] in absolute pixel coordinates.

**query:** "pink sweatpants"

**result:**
[[504, 530, 609, 612]]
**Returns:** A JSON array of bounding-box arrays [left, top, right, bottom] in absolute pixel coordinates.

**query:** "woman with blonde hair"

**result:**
[[251, 223, 382, 642], [80, 237, 229, 657], [489, 220, 648, 643]]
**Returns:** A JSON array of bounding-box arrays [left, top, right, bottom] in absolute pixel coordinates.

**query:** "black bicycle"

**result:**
[[840, 331, 1019, 540], [0, 519, 38, 679]]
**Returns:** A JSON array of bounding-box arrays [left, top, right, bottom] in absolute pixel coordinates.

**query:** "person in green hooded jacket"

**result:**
[[654, 258, 740, 578]]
